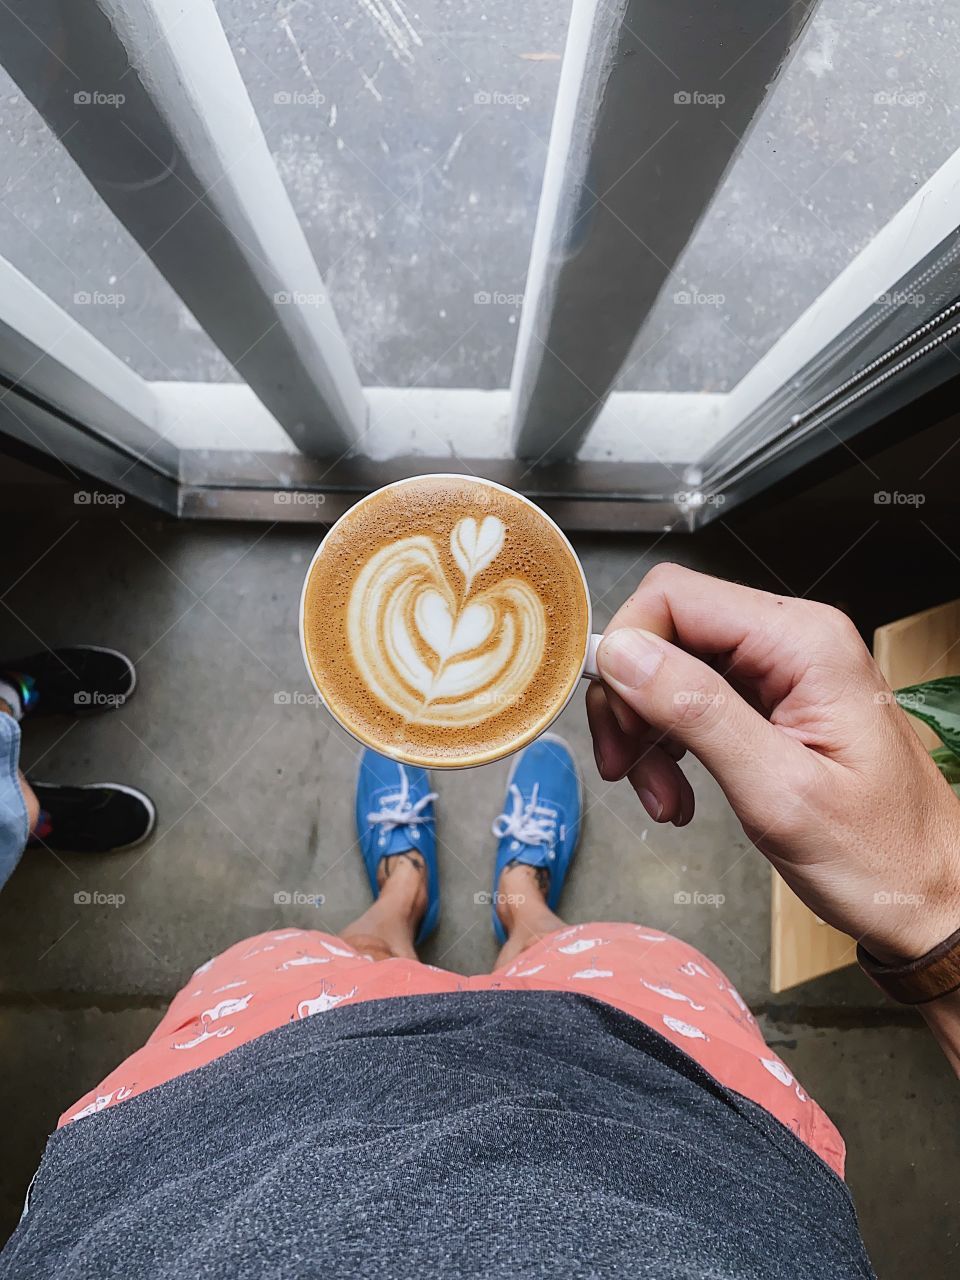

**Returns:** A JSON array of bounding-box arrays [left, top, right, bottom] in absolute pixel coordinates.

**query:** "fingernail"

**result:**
[[598, 629, 665, 688], [673, 789, 693, 827], [637, 788, 663, 821], [607, 688, 638, 735]]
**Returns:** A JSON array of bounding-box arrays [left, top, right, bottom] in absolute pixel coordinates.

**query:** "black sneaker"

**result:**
[[28, 782, 156, 853], [1, 647, 136, 717]]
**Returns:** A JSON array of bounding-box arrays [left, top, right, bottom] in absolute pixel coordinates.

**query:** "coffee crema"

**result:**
[[302, 476, 590, 766]]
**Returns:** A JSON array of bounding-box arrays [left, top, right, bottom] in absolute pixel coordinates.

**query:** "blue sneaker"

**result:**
[[490, 733, 582, 944], [356, 750, 440, 945]]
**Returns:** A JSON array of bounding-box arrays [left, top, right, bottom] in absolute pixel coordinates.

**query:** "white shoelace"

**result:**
[[367, 764, 437, 837], [491, 782, 558, 854]]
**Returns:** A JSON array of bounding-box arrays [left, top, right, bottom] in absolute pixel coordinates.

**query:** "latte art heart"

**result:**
[[347, 517, 546, 726]]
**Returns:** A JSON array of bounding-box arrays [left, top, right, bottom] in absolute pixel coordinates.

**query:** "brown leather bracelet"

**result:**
[[857, 924, 960, 1005]]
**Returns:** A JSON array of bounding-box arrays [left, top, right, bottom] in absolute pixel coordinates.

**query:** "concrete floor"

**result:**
[[1, 498, 959, 1277]]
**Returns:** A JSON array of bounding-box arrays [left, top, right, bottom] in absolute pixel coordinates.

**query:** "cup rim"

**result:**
[[298, 473, 593, 769]]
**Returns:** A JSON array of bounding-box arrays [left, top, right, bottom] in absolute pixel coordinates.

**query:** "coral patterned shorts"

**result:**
[[61, 922, 845, 1177]]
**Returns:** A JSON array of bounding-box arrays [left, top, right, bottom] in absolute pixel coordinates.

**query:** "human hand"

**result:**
[[586, 564, 960, 964]]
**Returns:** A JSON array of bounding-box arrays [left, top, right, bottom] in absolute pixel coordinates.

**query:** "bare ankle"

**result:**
[[377, 850, 428, 926], [495, 862, 551, 935]]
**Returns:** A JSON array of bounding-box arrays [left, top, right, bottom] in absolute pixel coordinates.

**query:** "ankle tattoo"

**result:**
[[383, 850, 426, 879], [505, 860, 550, 897]]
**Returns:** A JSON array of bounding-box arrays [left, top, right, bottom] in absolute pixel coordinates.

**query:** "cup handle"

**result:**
[[582, 633, 602, 680]]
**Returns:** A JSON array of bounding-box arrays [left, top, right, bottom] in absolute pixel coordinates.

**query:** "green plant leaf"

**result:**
[[895, 677, 960, 755], [931, 746, 960, 784]]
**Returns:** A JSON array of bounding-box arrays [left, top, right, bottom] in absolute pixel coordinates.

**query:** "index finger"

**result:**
[[605, 564, 812, 704]]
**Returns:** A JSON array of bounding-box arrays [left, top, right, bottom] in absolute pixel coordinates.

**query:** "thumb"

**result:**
[[596, 627, 802, 818]]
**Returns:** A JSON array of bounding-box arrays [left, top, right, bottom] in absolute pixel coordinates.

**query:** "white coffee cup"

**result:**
[[299, 475, 602, 768]]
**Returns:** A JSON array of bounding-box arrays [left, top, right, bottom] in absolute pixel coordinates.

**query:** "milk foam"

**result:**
[[346, 516, 546, 726]]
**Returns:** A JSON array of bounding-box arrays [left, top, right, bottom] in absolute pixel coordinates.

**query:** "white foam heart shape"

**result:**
[[450, 515, 504, 589], [415, 590, 495, 661]]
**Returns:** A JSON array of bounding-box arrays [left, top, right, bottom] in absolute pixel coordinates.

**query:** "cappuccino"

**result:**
[[301, 476, 591, 766]]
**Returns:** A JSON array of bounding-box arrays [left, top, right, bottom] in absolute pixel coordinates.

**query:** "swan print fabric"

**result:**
[[60, 923, 845, 1178]]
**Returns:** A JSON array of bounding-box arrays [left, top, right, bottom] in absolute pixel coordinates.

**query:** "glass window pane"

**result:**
[[0, 69, 233, 381], [616, 0, 960, 396], [215, 0, 566, 387]]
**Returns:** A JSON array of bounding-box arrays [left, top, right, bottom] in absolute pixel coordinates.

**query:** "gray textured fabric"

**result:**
[[1, 991, 874, 1279]]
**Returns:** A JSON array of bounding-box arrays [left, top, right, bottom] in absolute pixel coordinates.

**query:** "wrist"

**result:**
[[861, 820, 960, 965], [864, 898, 960, 966]]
